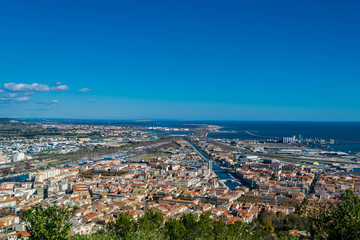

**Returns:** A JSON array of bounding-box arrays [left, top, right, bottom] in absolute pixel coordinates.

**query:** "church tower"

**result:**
[[208, 159, 212, 174]]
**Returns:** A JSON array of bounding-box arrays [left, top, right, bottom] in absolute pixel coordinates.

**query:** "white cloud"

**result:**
[[0, 96, 31, 102], [3, 82, 70, 92], [4, 83, 50, 92], [38, 99, 59, 104], [56, 82, 62, 85], [3, 93, 18, 98], [16, 96, 31, 102], [51, 85, 70, 91], [1, 82, 69, 104], [78, 88, 92, 93]]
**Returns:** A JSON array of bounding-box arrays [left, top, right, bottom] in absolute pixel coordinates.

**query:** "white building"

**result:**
[[12, 152, 26, 162]]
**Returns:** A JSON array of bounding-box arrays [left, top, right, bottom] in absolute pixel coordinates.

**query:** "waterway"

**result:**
[[185, 139, 243, 190], [212, 164, 242, 190], [0, 173, 30, 184]]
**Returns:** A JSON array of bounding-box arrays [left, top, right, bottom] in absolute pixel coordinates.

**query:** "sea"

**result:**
[[122, 120, 360, 153], [206, 121, 360, 153]]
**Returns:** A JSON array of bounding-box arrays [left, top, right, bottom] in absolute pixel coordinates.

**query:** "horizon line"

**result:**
[[9, 117, 360, 123]]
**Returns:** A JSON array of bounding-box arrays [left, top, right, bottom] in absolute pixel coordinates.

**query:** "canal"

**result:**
[[212, 164, 242, 190], [184, 139, 243, 190], [0, 173, 30, 184]]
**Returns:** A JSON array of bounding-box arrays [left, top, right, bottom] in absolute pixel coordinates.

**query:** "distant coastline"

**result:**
[[12, 118, 360, 153]]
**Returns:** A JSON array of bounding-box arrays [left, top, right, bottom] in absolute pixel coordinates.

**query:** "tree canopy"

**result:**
[[22, 203, 78, 240], [300, 189, 360, 240]]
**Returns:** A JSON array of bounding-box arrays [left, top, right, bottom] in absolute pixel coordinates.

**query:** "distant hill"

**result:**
[[0, 118, 26, 125]]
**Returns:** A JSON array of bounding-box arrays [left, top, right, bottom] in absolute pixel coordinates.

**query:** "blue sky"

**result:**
[[0, 0, 359, 121]]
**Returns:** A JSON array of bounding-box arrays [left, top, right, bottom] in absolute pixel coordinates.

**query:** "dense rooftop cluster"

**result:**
[[0, 122, 359, 239]]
